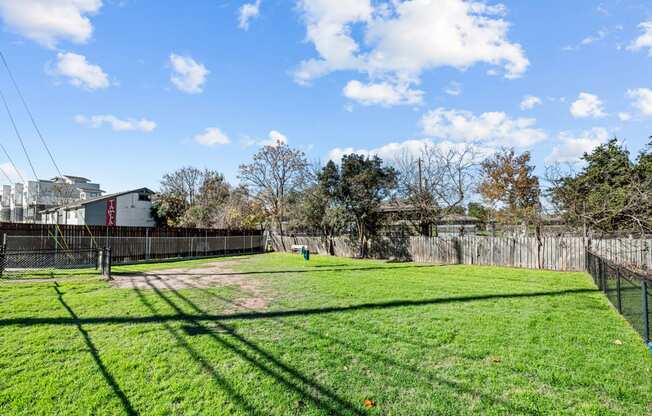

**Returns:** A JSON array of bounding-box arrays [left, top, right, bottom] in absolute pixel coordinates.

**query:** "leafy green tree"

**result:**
[[151, 193, 187, 227], [548, 138, 652, 235], [214, 186, 266, 230], [181, 171, 231, 227], [467, 202, 490, 228], [337, 154, 397, 258], [291, 161, 349, 254], [153, 167, 231, 228]]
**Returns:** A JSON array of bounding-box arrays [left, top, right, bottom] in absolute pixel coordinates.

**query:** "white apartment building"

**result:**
[[1, 175, 103, 223]]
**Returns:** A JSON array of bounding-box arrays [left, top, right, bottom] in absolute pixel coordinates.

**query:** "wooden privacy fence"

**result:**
[[272, 234, 652, 272]]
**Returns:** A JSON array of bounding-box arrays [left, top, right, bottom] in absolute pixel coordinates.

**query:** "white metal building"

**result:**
[[41, 188, 156, 227]]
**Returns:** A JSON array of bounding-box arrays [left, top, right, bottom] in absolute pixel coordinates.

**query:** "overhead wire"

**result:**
[[0, 52, 63, 178], [0, 142, 24, 183], [0, 164, 13, 185], [0, 87, 38, 181]]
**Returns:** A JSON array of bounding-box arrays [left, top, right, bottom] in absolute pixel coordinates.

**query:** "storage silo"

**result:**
[[12, 183, 23, 222], [1, 185, 10, 221]]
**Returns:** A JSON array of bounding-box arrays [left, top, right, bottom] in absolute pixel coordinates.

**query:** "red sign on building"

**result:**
[[105, 198, 117, 226]]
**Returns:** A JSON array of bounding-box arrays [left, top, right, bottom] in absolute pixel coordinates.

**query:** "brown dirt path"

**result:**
[[111, 260, 269, 309]]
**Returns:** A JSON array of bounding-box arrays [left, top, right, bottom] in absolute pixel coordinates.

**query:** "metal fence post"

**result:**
[[98, 248, 104, 275], [145, 229, 150, 261], [616, 267, 622, 313], [102, 247, 112, 280], [603, 263, 608, 293], [643, 281, 650, 343], [0, 233, 6, 278]]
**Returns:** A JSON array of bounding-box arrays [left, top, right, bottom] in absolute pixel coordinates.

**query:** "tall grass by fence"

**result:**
[[272, 234, 652, 272]]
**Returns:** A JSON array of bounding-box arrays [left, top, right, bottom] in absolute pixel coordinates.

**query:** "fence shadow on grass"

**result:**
[[132, 286, 264, 416], [189, 284, 544, 415], [0, 287, 597, 328], [5, 285, 601, 414], [147, 276, 365, 416], [52, 282, 137, 416], [110, 263, 445, 278]]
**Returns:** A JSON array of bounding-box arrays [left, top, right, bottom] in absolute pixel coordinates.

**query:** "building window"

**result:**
[[138, 193, 151, 201]]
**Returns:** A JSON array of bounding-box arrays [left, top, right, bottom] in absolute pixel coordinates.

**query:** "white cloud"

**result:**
[[193, 128, 230, 146], [342, 80, 423, 106], [444, 81, 462, 96], [51, 52, 109, 90], [74, 114, 157, 132], [520, 95, 542, 110], [626, 88, 652, 116], [564, 26, 620, 51], [596, 4, 608, 16], [618, 112, 632, 121], [547, 127, 609, 163], [238, 0, 261, 30], [420, 107, 546, 148], [570, 92, 607, 118], [0, 162, 24, 183], [581, 27, 609, 46], [294, 0, 528, 105], [257, 130, 288, 146], [242, 130, 288, 147], [327, 139, 492, 164], [627, 21, 652, 55], [169, 53, 209, 94], [0, 0, 102, 48]]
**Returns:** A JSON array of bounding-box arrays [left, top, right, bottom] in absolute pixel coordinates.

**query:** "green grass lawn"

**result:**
[[0, 255, 235, 280], [1, 253, 651, 415]]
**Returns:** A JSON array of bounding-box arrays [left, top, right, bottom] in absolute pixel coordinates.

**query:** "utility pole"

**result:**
[[418, 157, 423, 193]]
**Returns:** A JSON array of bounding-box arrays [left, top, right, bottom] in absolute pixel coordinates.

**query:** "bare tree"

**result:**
[[160, 166, 204, 207], [238, 142, 309, 249], [394, 143, 479, 236], [155, 167, 229, 227], [51, 181, 79, 205]]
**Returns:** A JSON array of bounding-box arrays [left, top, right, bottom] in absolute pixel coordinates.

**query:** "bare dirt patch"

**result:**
[[111, 260, 270, 310]]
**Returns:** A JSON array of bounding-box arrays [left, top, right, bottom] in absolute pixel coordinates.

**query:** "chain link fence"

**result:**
[[5, 235, 264, 264], [586, 250, 652, 345], [0, 233, 265, 279], [0, 248, 100, 279]]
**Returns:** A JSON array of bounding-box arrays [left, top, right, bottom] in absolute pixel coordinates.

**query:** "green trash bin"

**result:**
[[304, 249, 310, 261]]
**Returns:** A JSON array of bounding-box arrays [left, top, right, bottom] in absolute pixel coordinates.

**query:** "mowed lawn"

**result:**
[[1, 253, 651, 415]]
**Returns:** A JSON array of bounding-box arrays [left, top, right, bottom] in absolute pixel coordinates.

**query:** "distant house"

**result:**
[[435, 214, 481, 236], [41, 188, 155, 227], [378, 203, 481, 236]]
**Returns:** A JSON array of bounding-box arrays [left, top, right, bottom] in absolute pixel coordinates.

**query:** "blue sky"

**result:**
[[0, 0, 651, 193]]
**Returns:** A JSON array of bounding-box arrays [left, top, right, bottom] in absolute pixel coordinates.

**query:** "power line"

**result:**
[[0, 52, 63, 178], [0, 86, 38, 181], [0, 163, 14, 185], [0, 142, 24, 183]]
